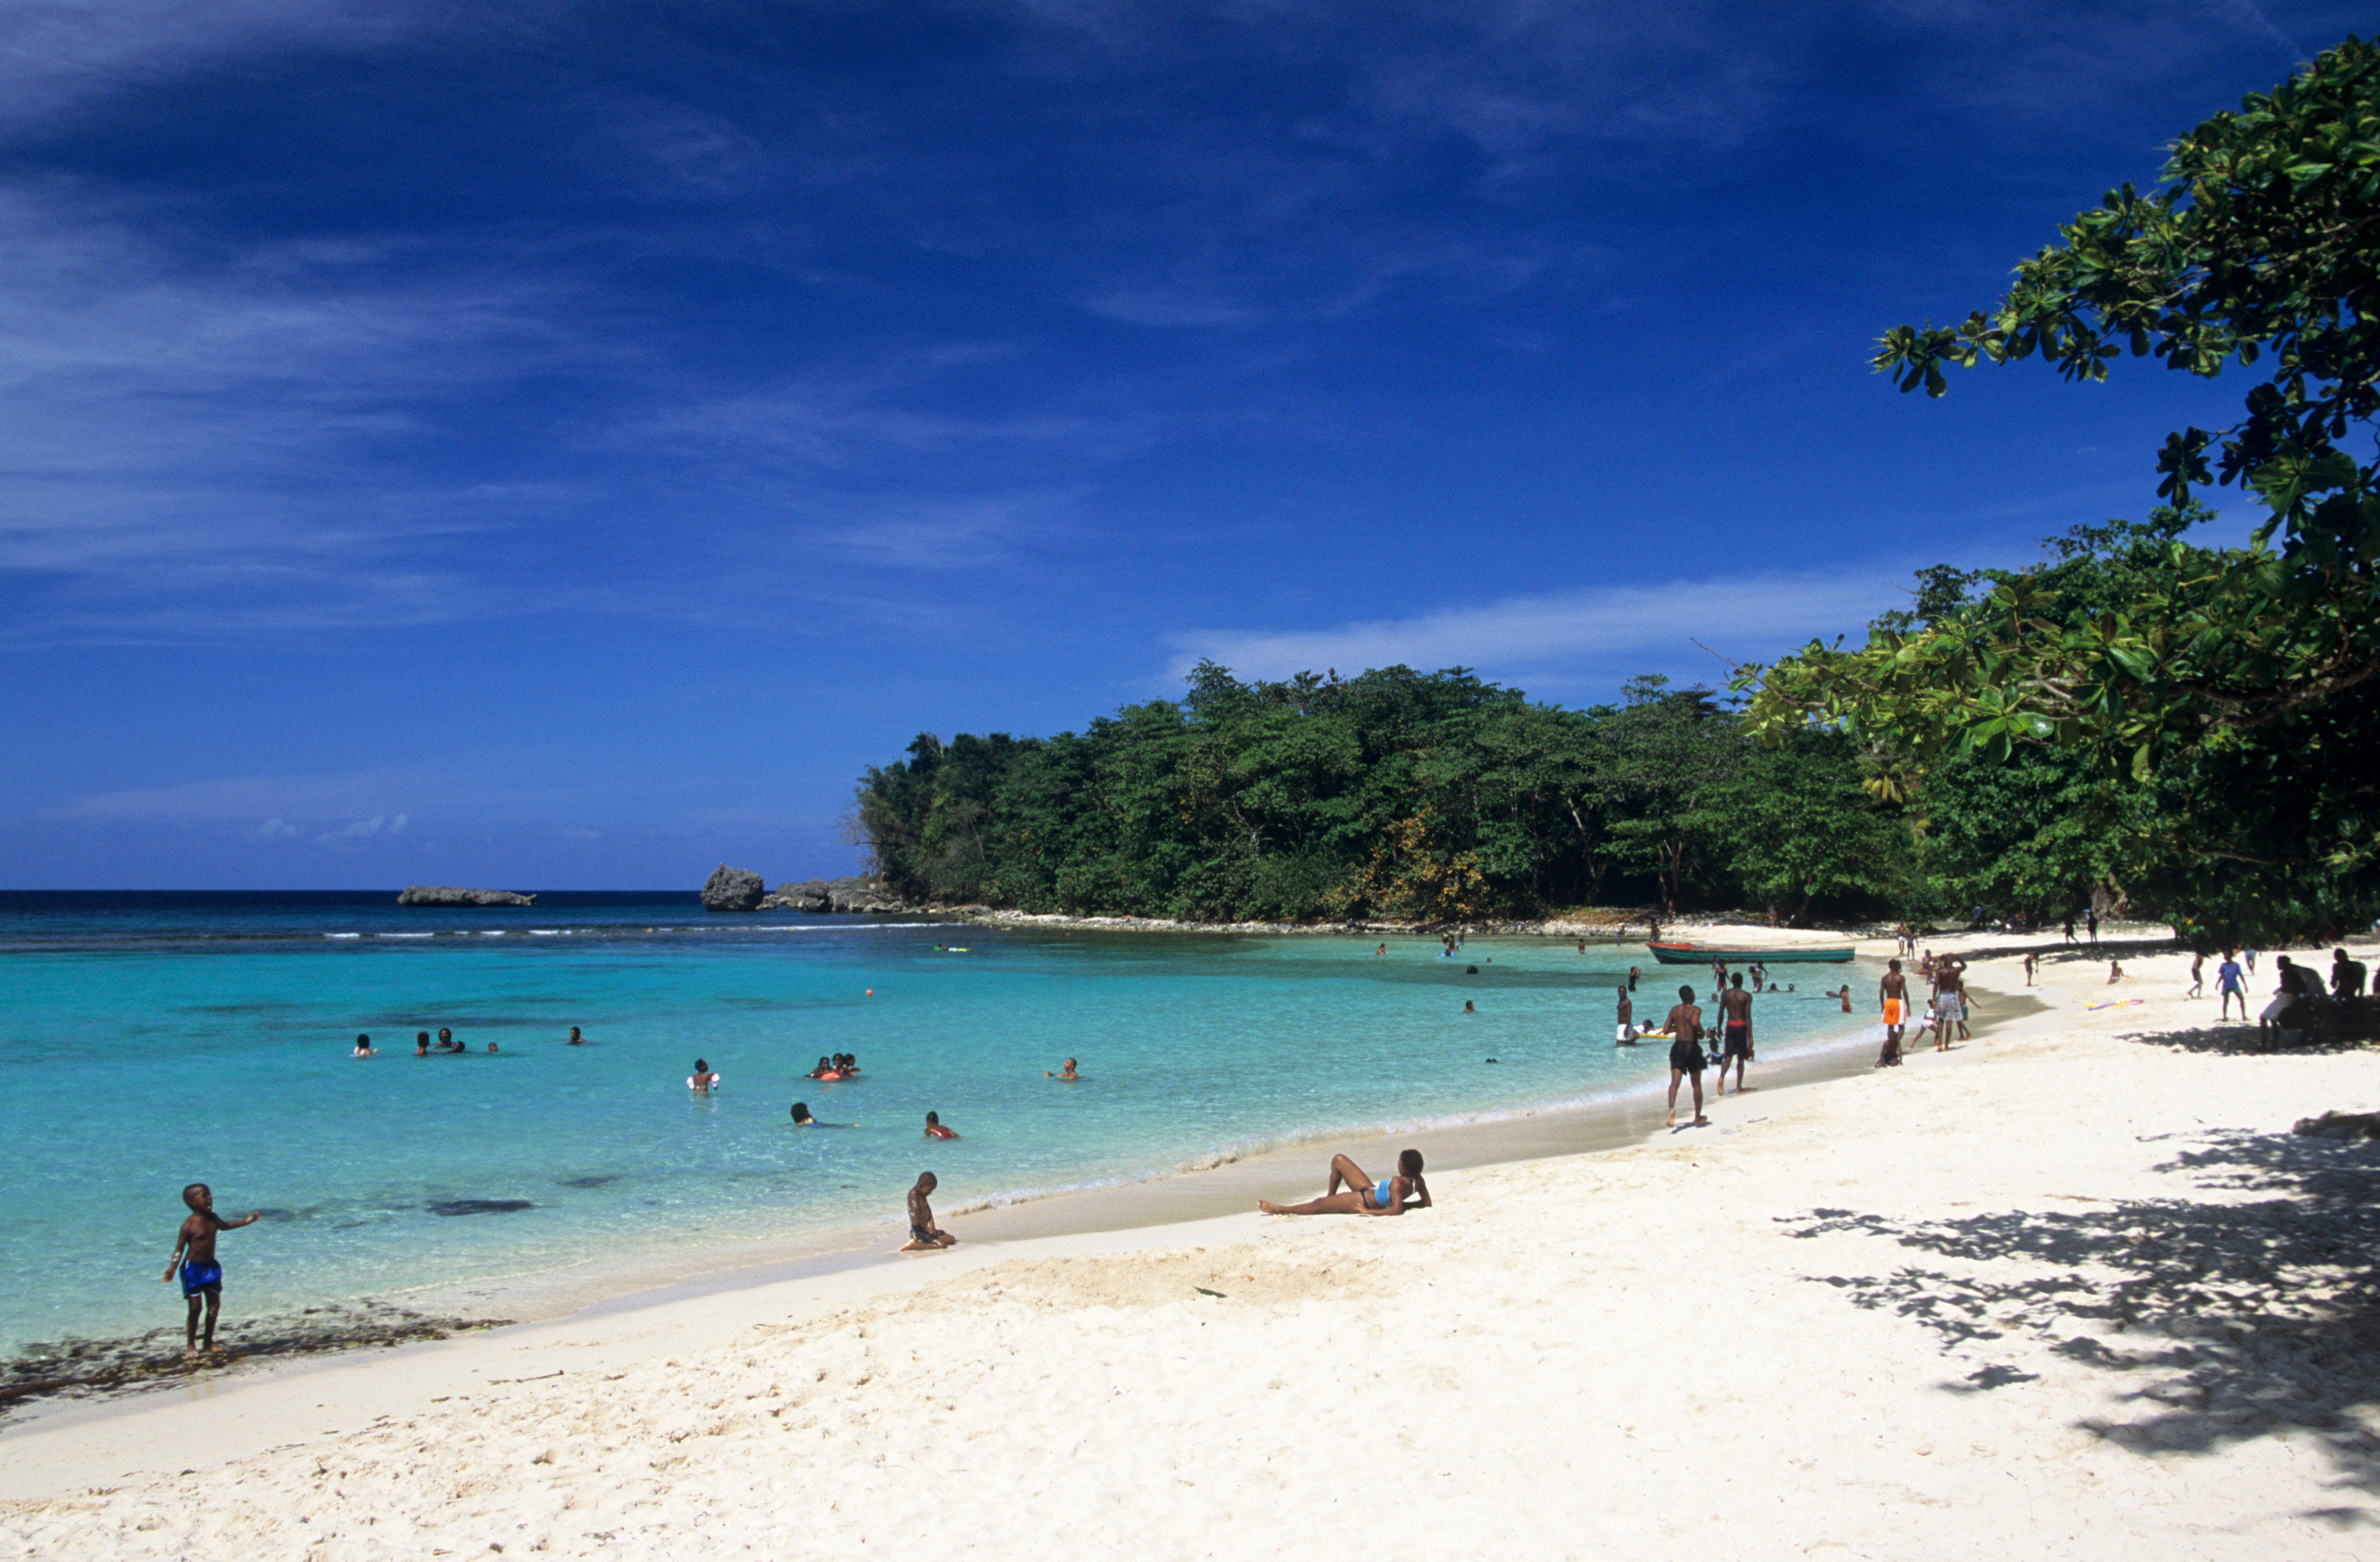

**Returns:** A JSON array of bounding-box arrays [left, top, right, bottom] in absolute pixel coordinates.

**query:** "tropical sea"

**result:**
[[0, 892, 1877, 1366]]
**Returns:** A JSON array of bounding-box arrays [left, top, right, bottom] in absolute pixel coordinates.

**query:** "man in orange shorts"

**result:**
[[1877, 958, 1910, 1068]]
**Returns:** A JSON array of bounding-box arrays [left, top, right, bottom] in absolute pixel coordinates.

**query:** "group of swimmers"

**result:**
[[350, 1027, 501, 1057]]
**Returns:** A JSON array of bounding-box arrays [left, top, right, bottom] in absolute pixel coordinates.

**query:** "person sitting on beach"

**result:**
[[2333, 948, 2369, 998], [414, 1031, 431, 1057], [901, 1173, 958, 1251], [352, 1033, 376, 1057], [162, 1182, 259, 1359], [1877, 960, 1910, 1068], [1045, 1057, 1080, 1080], [566, 1026, 585, 1045], [1665, 985, 1709, 1128], [924, 1111, 959, 1140], [689, 1058, 720, 1094], [2261, 957, 2319, 1047], [1258, 1149, 1430, 1216], [2108, 961, 2123, 984], [1715, 973, 1753, 1095], [1615, 985, 1635, 1045]]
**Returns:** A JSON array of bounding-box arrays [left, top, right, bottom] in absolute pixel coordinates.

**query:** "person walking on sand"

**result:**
[[2063, 913, 2077, 946], [1665, 985, 1709, 1128], [1935, 963, 1967, 1047], [2188, 954, 2204, 999], [1615, 985, 1636, 1045], [1715, 972, 1754, 1095], [901, 1173, 958, 1250], [2024, 952, 2038, 987], [2217, 950, 2247, 1020], [163, 1183, 260, 1358], [1877, 959, 1910, 1068], [1259, 1150, 1429, 1216]]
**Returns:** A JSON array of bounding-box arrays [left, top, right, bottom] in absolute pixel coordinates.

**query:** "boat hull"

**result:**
[[1645, 942, 1854, 965]]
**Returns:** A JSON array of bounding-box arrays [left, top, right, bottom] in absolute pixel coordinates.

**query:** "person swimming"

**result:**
[[689, 1057, 720, 1094], [924, 1111, 958, 1140], [566, 1026, 585, 1045], [352, 1033, 376, 1057], [1045, 1057, 1080, 1080], [414, 1031, 431, 1057]]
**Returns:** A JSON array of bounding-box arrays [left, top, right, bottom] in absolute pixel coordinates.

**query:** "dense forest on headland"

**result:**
[[863, 41, 2380, 945], [855, 498, 2374, 940]]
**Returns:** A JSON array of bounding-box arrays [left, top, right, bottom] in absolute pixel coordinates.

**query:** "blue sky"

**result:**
[[0, 0, 2353, 888]]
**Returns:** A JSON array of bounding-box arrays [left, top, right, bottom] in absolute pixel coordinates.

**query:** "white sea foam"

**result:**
[[324, 932, 362, 939]]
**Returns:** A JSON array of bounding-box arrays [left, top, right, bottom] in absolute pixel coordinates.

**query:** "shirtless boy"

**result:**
[[1258, 1149, 1430, 1216], [1045, 1058, 1080, 1080], [1715, 972, 1754, 1095], [1877, 959, 1910, 1067], [902, 1173, 958, 1251], [1615, 985, 1635, 1045], [1665, 985, 1708, 1128], [162, 1183, 260, 1358]]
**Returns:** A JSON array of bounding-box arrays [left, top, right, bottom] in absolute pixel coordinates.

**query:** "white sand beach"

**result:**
[[6, 934, 2378, 1559]]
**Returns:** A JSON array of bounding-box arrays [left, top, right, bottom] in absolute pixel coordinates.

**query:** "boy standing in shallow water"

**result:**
[[162, 1183, 259, 1358]]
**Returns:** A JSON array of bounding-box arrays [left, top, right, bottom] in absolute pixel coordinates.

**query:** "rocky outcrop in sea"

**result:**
[[700, 864, 768, 912], [757, 875, 911, 914], [397, 886, 536, 906]]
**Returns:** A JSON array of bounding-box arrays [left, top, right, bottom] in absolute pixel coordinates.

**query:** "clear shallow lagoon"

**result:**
[[0, 893, 1873, 1358]]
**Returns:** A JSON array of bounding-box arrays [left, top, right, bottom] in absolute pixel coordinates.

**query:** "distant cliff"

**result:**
[[397, 886, 537, 907]]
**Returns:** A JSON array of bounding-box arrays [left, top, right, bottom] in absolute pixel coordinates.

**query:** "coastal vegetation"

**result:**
[[1743, 38, 2380, 945], [857, 665, 1914, 925]]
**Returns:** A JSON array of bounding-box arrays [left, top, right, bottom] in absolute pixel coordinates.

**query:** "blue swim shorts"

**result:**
[[180, 1259, 223, 1297]]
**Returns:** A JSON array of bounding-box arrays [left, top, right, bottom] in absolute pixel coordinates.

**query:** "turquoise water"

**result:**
[[0, 893, 1871, 1357]]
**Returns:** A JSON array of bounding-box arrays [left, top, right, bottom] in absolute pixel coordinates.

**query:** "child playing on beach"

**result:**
[[1258, 1150, 1429, 1216], [162, 1183, 260, 1358], [902, 1173, 958, 1250], [1665, 985, 1708, 1128], [924, 1111, 959, 1139], [2218, 951, 2247, 1019]]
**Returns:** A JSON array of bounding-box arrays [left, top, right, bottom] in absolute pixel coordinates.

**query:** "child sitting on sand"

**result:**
[[162, 1183, 260, 1358], [1258, 1150, 1430, 1216], [902, 1173, 958, 1251]]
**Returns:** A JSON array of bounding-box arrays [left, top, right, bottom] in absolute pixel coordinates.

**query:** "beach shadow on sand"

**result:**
[[1785, 1127, 2380, 1496]]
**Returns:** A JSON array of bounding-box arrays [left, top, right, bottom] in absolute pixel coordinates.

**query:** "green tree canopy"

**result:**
[[1741, 39, 2380, 940]]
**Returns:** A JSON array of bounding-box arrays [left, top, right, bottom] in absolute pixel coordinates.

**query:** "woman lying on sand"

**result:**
[[1258, 1150, 1430, 1216]]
